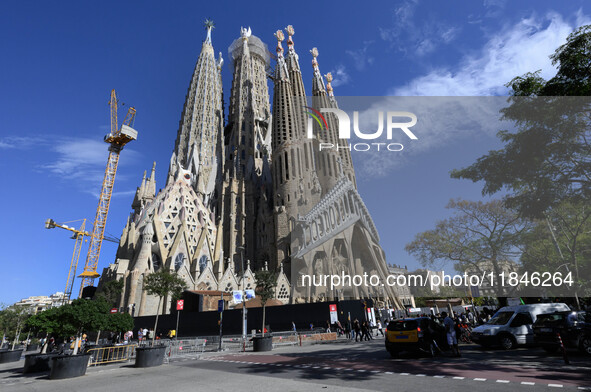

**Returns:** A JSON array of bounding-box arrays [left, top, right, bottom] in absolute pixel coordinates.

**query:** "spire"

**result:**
[[274, 30, 289, 82], [325, 72, 335, 98], [311, 47, 326, 95], [204, 19, 214, 44], [147, 161, 156, 197], [170, 18, 223, 199], [284, 25, 301, 72]]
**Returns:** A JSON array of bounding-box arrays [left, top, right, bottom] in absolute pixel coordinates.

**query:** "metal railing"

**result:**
[[164, 338, 206, 363], [87, 344, 137, 366]]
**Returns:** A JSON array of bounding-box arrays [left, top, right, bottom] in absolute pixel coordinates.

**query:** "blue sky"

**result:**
[[1, 0, 589, 304]]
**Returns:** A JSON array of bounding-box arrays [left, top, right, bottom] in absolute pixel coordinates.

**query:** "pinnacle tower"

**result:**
[[168, 20, 224, 205]]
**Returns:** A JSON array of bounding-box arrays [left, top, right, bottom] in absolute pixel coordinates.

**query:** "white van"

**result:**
[[471, 303, 571, 349]]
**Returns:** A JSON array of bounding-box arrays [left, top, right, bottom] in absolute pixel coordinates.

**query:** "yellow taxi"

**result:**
[[385, 317, 446, 358]]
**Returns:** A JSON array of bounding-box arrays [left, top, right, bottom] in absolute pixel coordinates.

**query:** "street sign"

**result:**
[[176, 299, 184, 310], [110, 308, 117, 314], [233, 290, 243, 303], [329, 304, 338, 323], [218, 299, 224, 312], [245, 289, 255, 300]]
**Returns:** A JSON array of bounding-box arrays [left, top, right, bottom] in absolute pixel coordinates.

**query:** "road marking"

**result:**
[[496, 380, 510, 383], [548, 385, 563, 388], [385, 371, 393, 375], [453, 377, 465, 380], [474, 378, 486, 381], [521, 382, 535, 385], [416, 374, 426, 377], [371, 370, 380, 373], [357, 369, 366, 372], [400, 372, 410, 376], [434, 375, 445, 378]]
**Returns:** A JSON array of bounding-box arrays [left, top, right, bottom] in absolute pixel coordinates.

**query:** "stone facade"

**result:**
[[99, 23, 403, 316]]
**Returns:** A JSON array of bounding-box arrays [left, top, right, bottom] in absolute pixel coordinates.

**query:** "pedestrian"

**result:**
[[376, 320, 384, 337], [142, 327, 148, 341], [292, 321, 297, 332], [353, 319, 361, 342], [326, 320, 331, 333], [361, 321, 372, 341], [138, 328, 144, 342], [442, 311, 460, 357]]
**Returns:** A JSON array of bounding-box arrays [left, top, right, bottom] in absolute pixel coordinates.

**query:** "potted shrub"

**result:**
[[252, 270, 277, 352], [22, 306, 62, 373], [136, 269, 186, 367]]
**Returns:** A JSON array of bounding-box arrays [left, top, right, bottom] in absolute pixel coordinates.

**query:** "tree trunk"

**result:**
[[262, 304, 266, 337], [152, 297, 162, 345], [72, 334, 81, 355], [96, 330, 101, 345]]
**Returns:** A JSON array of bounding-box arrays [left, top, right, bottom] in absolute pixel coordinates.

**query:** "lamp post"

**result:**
[[237, 246, 246, 352]]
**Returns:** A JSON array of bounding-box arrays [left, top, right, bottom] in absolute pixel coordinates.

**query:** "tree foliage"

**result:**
[[142, 269, 187, 342], [95, 279, 124, 307], [451, 25, 591, 218], [255, 270, 277, 337], [405, 199, 530, 294]]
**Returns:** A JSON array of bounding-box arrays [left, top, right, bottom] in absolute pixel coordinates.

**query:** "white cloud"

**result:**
[[346, 41, 375, 71], [39, 137, 140, 187], [391, 12, 591, 96], [330, 65, 350, 87], [0, 136, 43, 149], [379, 1, 460, 57]]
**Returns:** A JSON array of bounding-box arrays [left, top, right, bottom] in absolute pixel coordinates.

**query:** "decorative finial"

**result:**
[[285, 25, 294, 50], [311, 48, 319, 72], [274, 30, 285, 57], [217, 52, 224, 69], [204, 19, 214, 43], [325, 72, 334, 96], [264, 261, 269, 271], [240, 26, 252, 41]]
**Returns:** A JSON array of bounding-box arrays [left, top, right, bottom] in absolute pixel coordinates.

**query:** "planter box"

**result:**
[[26, 344, 39, 352], [135, 346, 166, 368], [49, 354, 91, 380], [252, 336, 273, 352], [23, 353, 58, 374], [0, 349, 23, 363]]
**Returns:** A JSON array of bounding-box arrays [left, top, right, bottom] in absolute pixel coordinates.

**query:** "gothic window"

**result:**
[[174, 253, 185, 271], [152, 253, 161, 271], [198, 255, 208, 274], [278, 284, 289, 299]]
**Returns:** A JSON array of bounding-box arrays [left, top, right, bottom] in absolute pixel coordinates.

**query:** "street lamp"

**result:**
[[237, 246, 246, 352]]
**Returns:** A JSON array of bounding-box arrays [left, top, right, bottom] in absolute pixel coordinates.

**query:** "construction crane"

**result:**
[[78, 89, 137, 296], [45, 219, 89, 304]]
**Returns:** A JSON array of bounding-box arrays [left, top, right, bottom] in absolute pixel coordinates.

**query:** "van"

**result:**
[[471, 303, 570, 350]]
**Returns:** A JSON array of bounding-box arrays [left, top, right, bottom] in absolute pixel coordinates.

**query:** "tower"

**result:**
[[168, 20, 225, 207], [220, 27, 275, 271]]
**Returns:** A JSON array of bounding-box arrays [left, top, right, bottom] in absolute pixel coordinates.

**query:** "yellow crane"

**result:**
[[78, 89, 137, 296], [44, 219, 89, 304]]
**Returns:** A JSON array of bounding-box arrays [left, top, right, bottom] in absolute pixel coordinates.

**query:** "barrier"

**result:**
[[87, 344, 137, 366], [164, 339, 206, 363]]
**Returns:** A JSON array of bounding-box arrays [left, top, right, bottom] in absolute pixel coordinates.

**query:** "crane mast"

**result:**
[[78, 89, 137, 295], [45, 218, 89, 304]]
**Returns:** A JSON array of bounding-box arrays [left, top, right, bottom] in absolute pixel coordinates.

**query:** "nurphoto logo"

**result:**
[[305, 107, 418, 152]]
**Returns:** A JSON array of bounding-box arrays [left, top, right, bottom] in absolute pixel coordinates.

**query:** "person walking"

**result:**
[[376, 320, 384, 337], [353, 319, 361, 342], [442, 311, 460, 357]]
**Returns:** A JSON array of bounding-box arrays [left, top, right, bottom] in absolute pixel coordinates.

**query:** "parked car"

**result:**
[[471, 303, 570, 350], [385, 317, 447, 357], [533, 310, 591, 355]]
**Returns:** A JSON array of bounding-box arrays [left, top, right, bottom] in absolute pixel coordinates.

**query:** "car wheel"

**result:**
[[499, 334, 516, 350], [542, 346, 558, 354], [580, 335, 591, 355]]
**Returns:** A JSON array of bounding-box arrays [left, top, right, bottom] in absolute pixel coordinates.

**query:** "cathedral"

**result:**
[[98, 22, 404, 316]]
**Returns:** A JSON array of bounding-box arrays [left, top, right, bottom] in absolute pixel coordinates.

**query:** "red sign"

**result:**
[[176, 300, 184, 310], [110, 308, 118, 314], [329, 304, 337, 312]]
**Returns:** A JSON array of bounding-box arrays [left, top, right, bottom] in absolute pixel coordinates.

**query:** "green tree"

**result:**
[[95, 279, 124, 307], [405, 199, 530, 296], [451, 25, 591, 218], [142, 269, 187, 343], [254, 270, 277, 337]]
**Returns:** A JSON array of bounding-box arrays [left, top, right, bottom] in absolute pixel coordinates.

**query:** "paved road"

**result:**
[[1, 339, 590, 391]]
